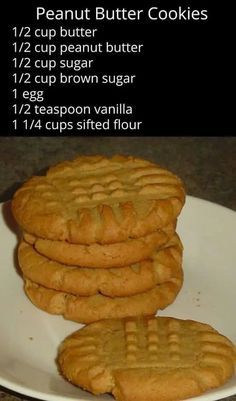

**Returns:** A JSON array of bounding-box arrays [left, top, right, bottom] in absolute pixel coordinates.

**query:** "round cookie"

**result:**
[[23, 269, 183, 323], [23, 223, 176, 268], [18, 234, 183, 297], [12, 155, 185, 244], [58, 316, 236, 401]]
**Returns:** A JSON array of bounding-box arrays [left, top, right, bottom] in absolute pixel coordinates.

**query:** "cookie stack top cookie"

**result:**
[[12, 155, 185, 245]]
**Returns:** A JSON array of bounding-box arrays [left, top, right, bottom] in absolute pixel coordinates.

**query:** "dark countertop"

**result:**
[[0, 136, 235, 401]]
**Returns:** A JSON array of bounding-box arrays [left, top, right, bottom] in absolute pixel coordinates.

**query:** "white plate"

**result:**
[[0, 196, 235, 401]]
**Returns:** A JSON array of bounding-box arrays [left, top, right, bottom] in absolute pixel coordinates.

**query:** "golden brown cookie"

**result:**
[[23, 267, 183, 323], [12, 155, 185, 244], [18, 234, 183, 297], [58, 316, 236, 401], [23, 223, 176, 268]]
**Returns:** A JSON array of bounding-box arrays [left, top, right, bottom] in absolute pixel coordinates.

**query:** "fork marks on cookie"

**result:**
[[125, 320, 138, 362]]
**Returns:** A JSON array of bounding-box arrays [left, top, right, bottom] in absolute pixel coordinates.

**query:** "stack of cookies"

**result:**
[[12, 155, 186, 324]]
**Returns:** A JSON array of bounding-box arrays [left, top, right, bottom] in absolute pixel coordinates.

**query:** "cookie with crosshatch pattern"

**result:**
[[12, 155, 185, 244], [19, 234, 183, 297], [58, 316, 236, 401]]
